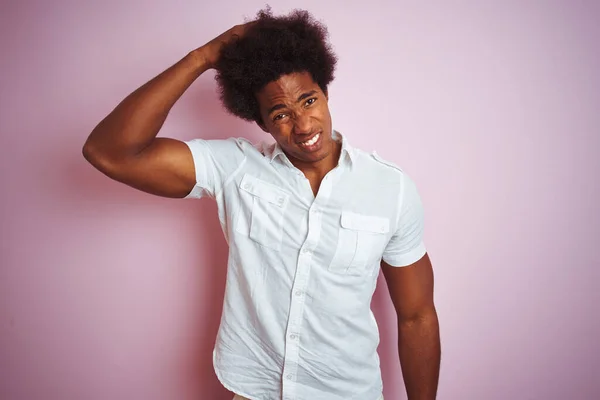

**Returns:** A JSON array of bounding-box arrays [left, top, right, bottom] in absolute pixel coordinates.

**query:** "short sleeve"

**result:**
[[382, 173, 427, 267], [183, 138, 246, 199]]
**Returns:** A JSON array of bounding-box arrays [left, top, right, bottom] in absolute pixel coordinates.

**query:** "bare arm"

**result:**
[[82, 24, 252, 198], [381, 253, 441, 400]]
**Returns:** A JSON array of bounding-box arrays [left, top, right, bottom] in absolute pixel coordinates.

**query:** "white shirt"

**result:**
[[184, 131, 426, 400]]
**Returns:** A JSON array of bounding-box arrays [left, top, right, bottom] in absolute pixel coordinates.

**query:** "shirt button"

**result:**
[[290, 334, 296, 340], [278, 197, 284, 205], [302, 248, 310, 254], [295, 290, 302, 296], [286, 374, 293, 380], [244, 183, 251, 190]]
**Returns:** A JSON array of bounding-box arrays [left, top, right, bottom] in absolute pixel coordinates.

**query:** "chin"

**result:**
[[301, 147, 330, 163]]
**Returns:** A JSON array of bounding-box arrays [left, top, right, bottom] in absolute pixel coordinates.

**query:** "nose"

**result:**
[[292, 112, 313, 135]]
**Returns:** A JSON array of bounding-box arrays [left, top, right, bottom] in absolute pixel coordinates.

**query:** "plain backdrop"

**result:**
[[1, 1, 599, 399]]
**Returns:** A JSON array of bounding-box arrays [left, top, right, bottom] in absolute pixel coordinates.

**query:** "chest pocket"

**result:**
[[235, 174, 290, 250], [329, 211, 390, 275]]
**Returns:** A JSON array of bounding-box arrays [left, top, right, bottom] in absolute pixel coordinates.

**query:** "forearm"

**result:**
[[398, 309, 441, 400], [83, 48, 210, 161]]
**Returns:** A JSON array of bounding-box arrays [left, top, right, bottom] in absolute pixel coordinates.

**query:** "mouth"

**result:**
[[297, 132, 322, 151]]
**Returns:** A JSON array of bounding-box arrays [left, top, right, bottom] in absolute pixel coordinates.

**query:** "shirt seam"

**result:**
[[205, 140, 248, 199], [395, 172, 406, 229]]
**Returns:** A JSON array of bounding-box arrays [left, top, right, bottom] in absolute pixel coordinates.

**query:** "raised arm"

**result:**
[[82, 23, 252, 198]]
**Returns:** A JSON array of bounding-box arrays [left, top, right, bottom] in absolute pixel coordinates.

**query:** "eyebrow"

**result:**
[[267, 90, 318, 116]]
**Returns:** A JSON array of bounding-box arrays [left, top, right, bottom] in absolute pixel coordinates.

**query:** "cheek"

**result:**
[[269, 127, 290, 143], [315, 104, 330, 119]]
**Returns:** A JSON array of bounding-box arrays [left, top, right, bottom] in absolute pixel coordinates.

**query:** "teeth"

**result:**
[[301, 133, 320, 147]]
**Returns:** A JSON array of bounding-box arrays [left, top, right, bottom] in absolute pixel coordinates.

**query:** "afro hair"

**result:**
[[215, 7, 338, 124]]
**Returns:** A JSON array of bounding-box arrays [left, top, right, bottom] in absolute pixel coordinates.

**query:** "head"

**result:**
[[215, 8, 338, 166]]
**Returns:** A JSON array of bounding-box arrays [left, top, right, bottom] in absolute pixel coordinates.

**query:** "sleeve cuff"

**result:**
[[182, 139, 213, 199], [382, 242, 427, 267]]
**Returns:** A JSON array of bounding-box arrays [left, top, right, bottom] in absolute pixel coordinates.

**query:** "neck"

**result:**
[[290, 139, 342, 179]]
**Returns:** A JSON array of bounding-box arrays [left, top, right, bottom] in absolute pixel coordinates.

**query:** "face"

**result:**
[[256, 71, 336, 168]]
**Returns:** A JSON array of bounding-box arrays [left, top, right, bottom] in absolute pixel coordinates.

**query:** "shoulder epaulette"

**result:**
[[370, 151, 404, 173]]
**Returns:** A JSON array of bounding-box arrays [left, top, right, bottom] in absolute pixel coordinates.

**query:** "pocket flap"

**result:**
[[341, 211, 390, 234], [239, 174, 289, 207]]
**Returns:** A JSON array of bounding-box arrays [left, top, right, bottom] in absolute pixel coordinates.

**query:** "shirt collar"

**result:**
[[266, 130, 355, 165]]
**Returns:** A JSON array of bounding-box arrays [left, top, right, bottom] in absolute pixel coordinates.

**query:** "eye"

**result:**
[[273, 113, 287, 122], [305, 98, 317, 107]]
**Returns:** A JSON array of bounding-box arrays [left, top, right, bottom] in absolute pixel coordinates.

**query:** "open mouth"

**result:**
[[297, 132, 321, 150]]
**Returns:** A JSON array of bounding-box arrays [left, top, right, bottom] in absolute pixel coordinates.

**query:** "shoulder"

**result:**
[[366, 151, 421, 196], [351, 148, 423, 201], [352, 147, 405, 177], [186, 136, 258, 155], [369, 150, 405, 173]]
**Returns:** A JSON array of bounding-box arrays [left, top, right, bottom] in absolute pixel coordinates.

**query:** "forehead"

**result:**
[[256, 71, 320, 104]]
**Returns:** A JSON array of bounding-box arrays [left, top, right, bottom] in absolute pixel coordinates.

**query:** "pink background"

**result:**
[[1, 1, 599, 399]]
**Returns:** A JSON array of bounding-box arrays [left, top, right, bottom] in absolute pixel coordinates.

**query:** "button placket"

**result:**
[[282, 273, 305, 385], [282, 187, 334, 398], [282, 261, 309, 398], [282, 201, 324, 399]]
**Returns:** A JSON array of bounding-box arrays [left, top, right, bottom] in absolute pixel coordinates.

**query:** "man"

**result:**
[[83, 8, 440, 400]]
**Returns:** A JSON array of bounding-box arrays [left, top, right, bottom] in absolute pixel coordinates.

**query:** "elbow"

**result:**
[[82, 140, 95, 163], [397, 306, 438, 327], [82, 139, 103, 167], [82, 138, 117, 176]]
